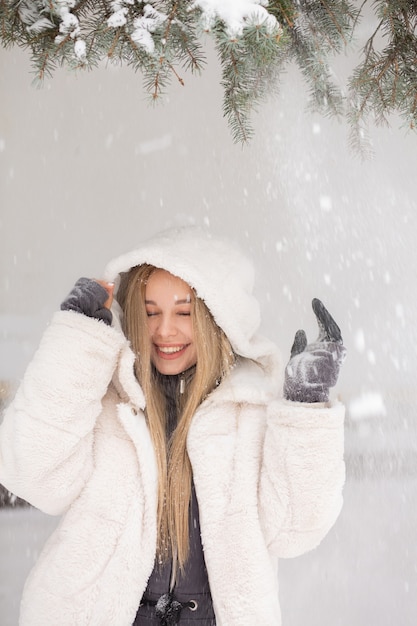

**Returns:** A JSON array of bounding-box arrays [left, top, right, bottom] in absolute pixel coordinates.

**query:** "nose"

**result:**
[[154, 313, 177, 338]]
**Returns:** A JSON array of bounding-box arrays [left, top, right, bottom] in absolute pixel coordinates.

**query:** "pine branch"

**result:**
[[348, 0, 417, 154], [0, 0, 416, 148]]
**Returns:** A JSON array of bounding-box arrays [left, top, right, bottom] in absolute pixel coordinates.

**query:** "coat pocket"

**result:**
[[35, 510, 123, 597]]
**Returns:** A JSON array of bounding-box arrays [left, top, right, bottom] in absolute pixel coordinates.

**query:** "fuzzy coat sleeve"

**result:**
[[258, 399, 345, 558], [0, 311, 125, 515]]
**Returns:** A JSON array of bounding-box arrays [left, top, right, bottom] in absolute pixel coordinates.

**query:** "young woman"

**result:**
[[0, 227, 346, 626]]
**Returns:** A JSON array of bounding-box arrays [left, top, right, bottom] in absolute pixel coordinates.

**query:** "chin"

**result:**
[[157, 366, 182, 376], [153, 360, 188, 376], [154, 355, 198, 376]]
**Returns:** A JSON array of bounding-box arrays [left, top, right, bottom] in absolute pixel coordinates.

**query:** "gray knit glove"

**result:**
[[60, 277, 112, 326], [283, 298, 346, 403]]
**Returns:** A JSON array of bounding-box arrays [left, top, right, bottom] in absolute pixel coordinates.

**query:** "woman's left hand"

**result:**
[[283, 299, 346, 403]]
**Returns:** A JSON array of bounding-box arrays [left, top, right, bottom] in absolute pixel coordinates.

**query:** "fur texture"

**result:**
[[0, 228, 345, 625]]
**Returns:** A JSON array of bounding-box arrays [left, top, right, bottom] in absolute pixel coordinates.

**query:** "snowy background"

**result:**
[[1, 12, 417, 626]]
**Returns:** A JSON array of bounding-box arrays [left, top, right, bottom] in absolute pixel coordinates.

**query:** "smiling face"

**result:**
[[145, 269, 197, 375]]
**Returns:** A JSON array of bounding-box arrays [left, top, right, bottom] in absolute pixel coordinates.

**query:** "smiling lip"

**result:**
[[154, 344, 189, 359]]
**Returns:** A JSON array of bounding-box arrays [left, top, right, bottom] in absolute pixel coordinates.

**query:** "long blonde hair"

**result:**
[[117, 264, 236, 569]]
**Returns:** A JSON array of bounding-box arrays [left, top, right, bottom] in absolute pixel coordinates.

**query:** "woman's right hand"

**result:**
[[60, 278, 115, 325]]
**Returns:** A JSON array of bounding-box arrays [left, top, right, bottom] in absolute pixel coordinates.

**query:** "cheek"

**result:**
[[145, 319, 157, 341], [184, 318, 194, 339]]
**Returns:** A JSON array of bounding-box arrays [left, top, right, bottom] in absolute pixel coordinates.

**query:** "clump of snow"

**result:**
[[74, 39, 86, 61], [191, 0, 278, 37], [349, 391, 387, 421], [107, 8, 128, 28], [55, 6, 80, 44], [131, 4, 167, 54], [61, 13, 79, 34], [131, 28, 154, 53], [19, 0, 78, 38]]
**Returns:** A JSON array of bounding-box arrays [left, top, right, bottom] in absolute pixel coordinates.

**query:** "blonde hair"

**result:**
[[117, 264, 236, 569]]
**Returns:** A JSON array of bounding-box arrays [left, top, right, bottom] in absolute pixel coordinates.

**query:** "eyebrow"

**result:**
[[145, 299, 191, 305]]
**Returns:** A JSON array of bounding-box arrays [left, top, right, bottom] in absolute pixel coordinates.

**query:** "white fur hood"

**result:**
[[103, 227, 278, 366]]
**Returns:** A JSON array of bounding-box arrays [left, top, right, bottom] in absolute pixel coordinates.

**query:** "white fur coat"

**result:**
[[0, 229, 345, 625]]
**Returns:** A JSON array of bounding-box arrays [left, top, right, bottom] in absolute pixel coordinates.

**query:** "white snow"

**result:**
[[367, 349, 376, 364], [107, 8, 128, 28], [0, 0, 280, 90], [282, 284, 292, 302], [59, 10, 79, 32], [131, 5, 168, 54], [319, 195, 332, 211], [191, 0, 278, 37], [349, 391, 387, 420], [36, 0, 281, 59], [74, 39, 86, 61], [54, 7, 80, 44], [354, 328, 365, 352], [131, 27, 155, 54]]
